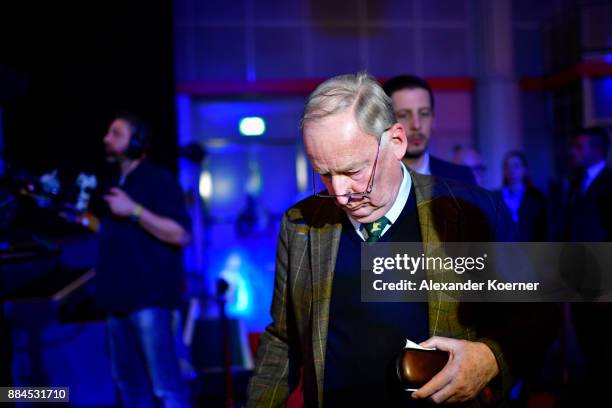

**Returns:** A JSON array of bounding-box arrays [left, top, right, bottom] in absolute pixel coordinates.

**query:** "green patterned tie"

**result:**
[[363, 216, 391, 242]]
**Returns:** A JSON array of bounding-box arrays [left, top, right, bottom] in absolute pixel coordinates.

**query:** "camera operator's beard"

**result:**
[[105, 152, 128, 164], [105, 154, 120, 164]]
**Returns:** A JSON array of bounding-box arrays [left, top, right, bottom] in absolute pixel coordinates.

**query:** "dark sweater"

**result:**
[[324, 188, 429, 407]]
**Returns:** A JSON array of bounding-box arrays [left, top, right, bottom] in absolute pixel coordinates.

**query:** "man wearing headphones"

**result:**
[[96, 112, 191, 407]]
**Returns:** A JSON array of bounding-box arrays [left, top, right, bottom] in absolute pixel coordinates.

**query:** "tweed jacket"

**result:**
[[247, 172, 533, 408]]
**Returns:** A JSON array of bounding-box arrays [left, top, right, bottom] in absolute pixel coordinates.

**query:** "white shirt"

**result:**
[[501, 185, 525, 223], [348, 163, 412, 241], [583, 160, 607, 193]]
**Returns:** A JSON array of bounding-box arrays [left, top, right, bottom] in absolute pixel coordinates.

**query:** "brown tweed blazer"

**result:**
[[247, 172, 524, 408]]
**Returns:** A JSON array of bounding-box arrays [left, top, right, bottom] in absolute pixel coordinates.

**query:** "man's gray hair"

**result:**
[[300, 72, 396, 140]]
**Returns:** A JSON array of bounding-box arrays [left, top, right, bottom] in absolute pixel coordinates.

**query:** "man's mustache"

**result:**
[[334, 198, 367, 210]]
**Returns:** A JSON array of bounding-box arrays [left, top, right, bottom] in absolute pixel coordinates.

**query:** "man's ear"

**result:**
[[388, 123, 407, 160]]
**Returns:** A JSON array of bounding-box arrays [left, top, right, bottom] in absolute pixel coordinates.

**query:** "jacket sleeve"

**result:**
[[247, 214, 295, 407]]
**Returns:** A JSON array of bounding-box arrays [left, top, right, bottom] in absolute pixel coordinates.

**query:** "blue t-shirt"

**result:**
[[95, 160, 190, 314]]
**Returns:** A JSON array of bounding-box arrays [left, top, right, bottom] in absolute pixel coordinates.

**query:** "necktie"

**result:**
[[362, 216, 391, 242]]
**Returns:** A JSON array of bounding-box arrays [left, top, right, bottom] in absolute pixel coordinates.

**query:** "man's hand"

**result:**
[[411, 336, 499, 404], [104, 187, 136, 217]]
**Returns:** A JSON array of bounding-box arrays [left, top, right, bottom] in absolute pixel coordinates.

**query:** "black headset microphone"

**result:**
[[124, 119, 149, 160]]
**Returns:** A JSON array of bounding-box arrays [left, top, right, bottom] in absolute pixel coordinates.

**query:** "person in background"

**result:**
[[96, 112, 191, 408], [565, 126, 612, 241], [452, 144, 486, 187], [565, 126, 612, 405], [383, 75, 476, 185], [496, 150, 547, 242], [497, 150, 553, 405]]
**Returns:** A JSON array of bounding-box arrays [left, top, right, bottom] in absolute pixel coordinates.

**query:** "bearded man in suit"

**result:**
[[566, 126, 612, 404], [247, 73, 554, 407], [383, 74, 476, 185]]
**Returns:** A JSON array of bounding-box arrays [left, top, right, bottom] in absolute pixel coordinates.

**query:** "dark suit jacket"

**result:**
[[494, 187, 547, 242], [247, 171, 556, 408], [566, 166, 612, 400], [430, 156, 477, 185], [567, 166, 612, 241]]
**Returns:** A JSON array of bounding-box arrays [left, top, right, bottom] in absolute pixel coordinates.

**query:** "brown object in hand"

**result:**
[[396, 348, 449, 390]]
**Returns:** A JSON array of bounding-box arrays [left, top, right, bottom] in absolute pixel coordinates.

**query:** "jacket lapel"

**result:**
[[411, 172, 465, 338], [412, 171, 461, 243], [309, 210, 342, 408]]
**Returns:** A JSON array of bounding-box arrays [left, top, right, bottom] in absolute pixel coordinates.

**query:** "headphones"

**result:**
[[117, 112, 150, 159]]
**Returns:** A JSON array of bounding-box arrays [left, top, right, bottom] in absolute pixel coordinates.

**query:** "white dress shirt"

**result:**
[[348, 163, 412, 241], [582, 160, 607, 193]]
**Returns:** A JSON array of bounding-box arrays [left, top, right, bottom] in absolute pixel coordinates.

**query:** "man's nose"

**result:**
[[411, 116, 421, 130], [331, 176, 351, 205], [334, 194, 350, 206]]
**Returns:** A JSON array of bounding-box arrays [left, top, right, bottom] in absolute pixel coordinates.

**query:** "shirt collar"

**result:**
[[411, 152, 431, 175], [502, 183, 525, 197], [347, 162, 412, 232], [586, 160, 606, 182]]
